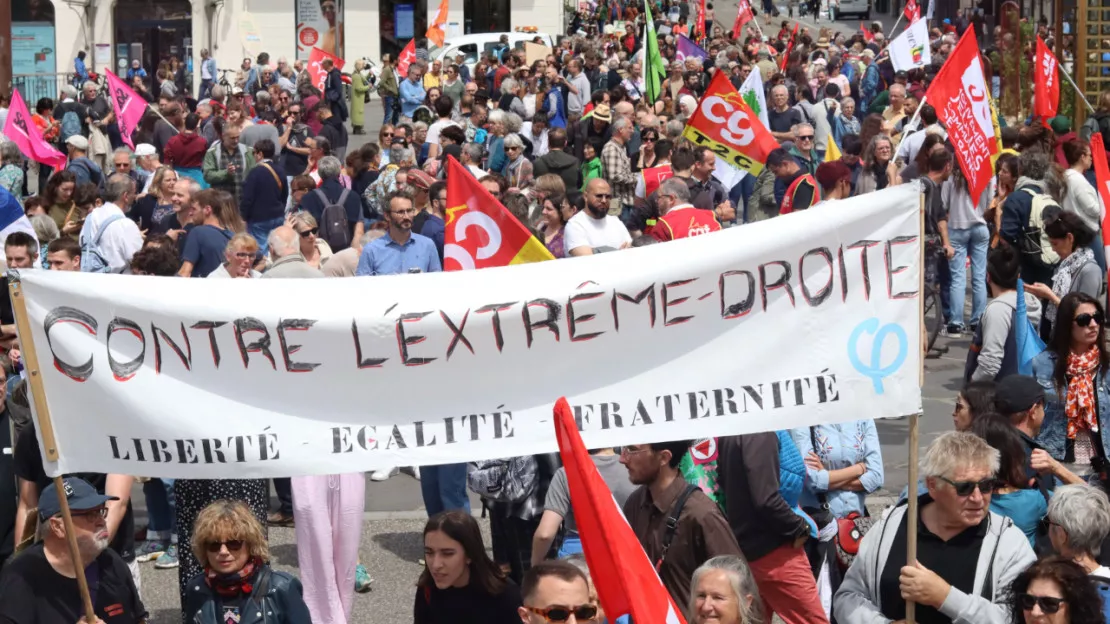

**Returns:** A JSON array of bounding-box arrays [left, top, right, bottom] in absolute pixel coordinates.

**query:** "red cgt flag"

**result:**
[[1034, 36, 1059, 127], [732, 0, 754, 36], [307, 47, 345, 92], [903, 0, 920, 23], [552, 397, 686, 624], [924, 28, 998, 202], [861, 23, 875, 43], [780, 22, 799, 71], [444, 156, 554, 270], [682, 71, 780, 175], [397, 40, 418, 77]]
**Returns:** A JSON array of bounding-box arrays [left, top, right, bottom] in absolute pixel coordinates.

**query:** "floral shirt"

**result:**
[[0, 165, 24, 204], [790, 420, 884, 518]]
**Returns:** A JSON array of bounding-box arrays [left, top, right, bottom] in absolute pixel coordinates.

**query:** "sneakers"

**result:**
[[354, 564, 373, 593], [943, 324, 964, 338], [370, 468, 397, 482], [154, 545, 179, 569], [267, 511, 295, 527], [135, 541, 167, 562]]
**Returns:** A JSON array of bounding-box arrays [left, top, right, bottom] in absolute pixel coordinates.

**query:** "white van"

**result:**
[[830, 0, 870, 19], [430, 32, 556, 73]]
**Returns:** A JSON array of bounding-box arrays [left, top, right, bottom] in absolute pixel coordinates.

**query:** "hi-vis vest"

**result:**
[[779, 173, 820, 215], [654, 205, 722, 241], [642, 163, 674, 198]]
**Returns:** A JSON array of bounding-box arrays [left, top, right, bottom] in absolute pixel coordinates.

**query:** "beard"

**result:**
[[77, 532, 110, 561]]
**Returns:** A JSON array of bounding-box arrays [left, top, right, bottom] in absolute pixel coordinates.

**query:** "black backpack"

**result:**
[[315, 188, 352, 250]]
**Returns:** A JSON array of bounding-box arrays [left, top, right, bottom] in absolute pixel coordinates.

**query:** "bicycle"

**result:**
[[922, 279, 944, 357], [217, 69, 237, 90]]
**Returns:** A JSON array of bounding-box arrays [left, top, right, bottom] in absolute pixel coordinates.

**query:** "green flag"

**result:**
[[643, 1, 667, 104]]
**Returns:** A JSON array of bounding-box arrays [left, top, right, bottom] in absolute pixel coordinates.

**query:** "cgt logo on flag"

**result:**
[[684, 71, 779, 174]]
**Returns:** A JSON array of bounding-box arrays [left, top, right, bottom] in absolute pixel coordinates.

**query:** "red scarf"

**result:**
[[1066, 346, 1101, 439], [204, 557, 261, 598]]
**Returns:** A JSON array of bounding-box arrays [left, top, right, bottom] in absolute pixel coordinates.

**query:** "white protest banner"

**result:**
[[890, 18, 931, 72], [16, 185, 923, 479]]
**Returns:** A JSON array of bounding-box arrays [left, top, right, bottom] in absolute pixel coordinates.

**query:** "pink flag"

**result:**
[[3, 89, 66, 169], [105, 70, 148, 149]]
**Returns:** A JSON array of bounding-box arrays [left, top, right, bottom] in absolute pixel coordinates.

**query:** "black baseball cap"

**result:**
[[994, 375, 1046, 415], [38, 477, 118, 521]]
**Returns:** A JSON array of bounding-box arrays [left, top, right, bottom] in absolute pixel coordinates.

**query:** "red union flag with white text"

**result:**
[[1034, 36, 1059, 125], [732, 0, 754, 35], [397, 40, 417, 77], [307, 47, 346, 92], [683, 71, 780, 175], [925, 29, 997, 201]]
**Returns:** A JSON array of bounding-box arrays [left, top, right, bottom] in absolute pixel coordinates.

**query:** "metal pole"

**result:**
[[8, 276, 96, 623], [1058, 64, 1096, 114], [887, 12, 904, 39]]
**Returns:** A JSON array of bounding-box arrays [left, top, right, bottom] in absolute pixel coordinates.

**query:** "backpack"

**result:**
[[1090, 575, 1110, 623], [1018, 187, 1061, 268], [315, 188, 352, 250], [68, 159, 103, 190], [468, 456, 538, 503], [58, 108, 82, 144], [80, 214, 127, 273]]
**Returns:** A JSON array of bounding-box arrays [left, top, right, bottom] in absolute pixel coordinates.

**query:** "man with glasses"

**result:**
[[835, 431, 1036, 624], [621, 439, 742, 610], [766, 146, 818, 215], [518, 560, 600, 624], [0, 478, 146, 624]]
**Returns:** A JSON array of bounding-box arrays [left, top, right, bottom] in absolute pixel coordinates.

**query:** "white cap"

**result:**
[[134, 144, 157, 157], [65, 135, 88, 150]]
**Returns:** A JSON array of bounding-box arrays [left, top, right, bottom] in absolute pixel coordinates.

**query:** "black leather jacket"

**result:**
[[183, 565, 312, 624]]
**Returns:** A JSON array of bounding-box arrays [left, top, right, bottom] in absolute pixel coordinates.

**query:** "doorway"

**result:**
[[114, 0, 192, 88]]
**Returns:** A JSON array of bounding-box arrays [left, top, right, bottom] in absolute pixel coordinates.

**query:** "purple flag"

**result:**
[[676, 34, 708, 64]]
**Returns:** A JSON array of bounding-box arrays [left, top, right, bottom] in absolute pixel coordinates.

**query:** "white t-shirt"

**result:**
[[427, 118, 460, 145], [564, 211, 632, 254], [79, 202, 143, 274]]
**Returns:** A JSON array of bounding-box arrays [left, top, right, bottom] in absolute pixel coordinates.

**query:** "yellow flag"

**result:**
[[989, 91, 1004, 169], [825, 139, 842, 162]]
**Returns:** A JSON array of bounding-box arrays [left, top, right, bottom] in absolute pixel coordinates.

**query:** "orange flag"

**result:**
[[553, 398, 688, 624], [444, 156, 554, 270], [426, 0, 450, 48]]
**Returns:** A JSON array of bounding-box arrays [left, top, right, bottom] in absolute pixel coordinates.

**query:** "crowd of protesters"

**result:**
[[1, 1, 1110, 624]]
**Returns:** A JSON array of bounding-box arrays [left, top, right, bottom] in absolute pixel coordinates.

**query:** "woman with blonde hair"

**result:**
[[208, 233, 262, 278], [689, 556, 764, 624], [131, 166, 181, 235], [289, 211, 333, 269], [183, 500, 311, 624], [350, 59, 370, 136]]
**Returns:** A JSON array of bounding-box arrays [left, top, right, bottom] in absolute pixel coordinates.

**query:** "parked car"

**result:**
[[430, 32, 556, 74]]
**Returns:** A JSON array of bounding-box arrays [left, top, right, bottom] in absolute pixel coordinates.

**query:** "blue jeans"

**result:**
[[143, 478, 176, 540], [948, 223, 990, 328], [200, 79, 213, 99], [420, 463, 470, 517], [249, 216, 286, 256], [382, 95, 400, 126]]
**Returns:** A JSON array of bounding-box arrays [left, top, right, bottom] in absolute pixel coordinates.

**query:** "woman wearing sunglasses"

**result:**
[[1024, 212, 1102, 341], [1007, 557, 1105, 624], [1032, 292, 1110, 479], [415, 510, 522, 623], [834, 432, 1036, 624], [289, 211, 333, 269], [183, 500, 311, 624], [971, 414, 1048, 547]]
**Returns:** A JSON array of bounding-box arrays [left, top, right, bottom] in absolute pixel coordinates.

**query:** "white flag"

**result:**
[[739, 70, 770, 129], [890, 18, 931, 72]]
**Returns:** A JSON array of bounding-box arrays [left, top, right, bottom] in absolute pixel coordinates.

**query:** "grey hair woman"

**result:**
[[501, 133, 533, 189], [689, 555, 763, 624], [1048, 483, 1110, 575]]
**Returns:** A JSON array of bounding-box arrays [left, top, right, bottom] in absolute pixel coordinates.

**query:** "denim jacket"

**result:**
[[1032, 350, 1110, 461], [791, 420, 884, 518]]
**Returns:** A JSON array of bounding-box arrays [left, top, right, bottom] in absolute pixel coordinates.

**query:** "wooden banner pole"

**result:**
[[8, 274, 96, 623], [905, 190, 927, 624]]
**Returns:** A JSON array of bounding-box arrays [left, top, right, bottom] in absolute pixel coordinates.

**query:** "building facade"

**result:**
[[14, 0, 564, 96]]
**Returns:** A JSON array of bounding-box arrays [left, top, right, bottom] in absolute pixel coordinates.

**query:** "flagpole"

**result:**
[[887, 13, 904, 39], [892, 95, 926, 159], [1057, 64, 1096, 114], [8, 274, 97, 624], [905, 189, 927, 624]]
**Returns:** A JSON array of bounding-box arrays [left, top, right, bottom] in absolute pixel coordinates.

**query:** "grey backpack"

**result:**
[[467, 456, 538, 503], [315, 188, 352, 250]]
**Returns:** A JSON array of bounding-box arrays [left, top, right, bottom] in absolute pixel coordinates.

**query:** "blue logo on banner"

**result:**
[[848, 318, 908, 395]]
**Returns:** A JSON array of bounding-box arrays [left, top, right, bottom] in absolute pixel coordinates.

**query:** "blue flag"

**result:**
[[1015, 279, 1047, 375]]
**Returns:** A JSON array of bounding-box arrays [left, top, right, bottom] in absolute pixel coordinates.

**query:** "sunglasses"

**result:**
[[206, 540, 245, 553], [1019, 594, 1065, 614], [938, 476, 995, 497], [299, 227, 319, 238], [797, 135, 815, 141], [1076, 313, 1104, 327], [525, 605, 599, 623], [233, 251, 254, 260]]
